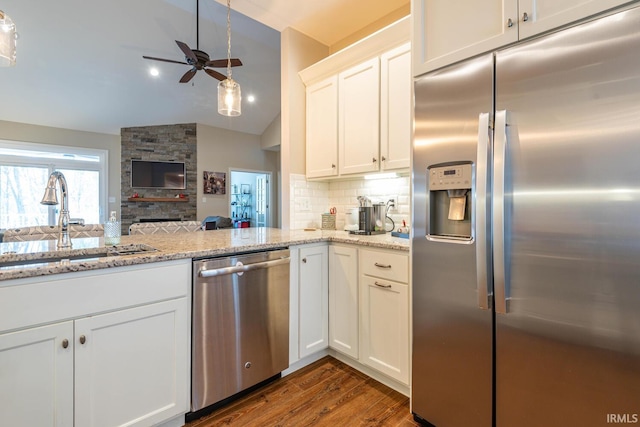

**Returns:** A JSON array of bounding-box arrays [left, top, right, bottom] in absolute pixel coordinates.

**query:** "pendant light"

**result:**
[[217, 0, 241, 116], [0, 10, 17, 67]]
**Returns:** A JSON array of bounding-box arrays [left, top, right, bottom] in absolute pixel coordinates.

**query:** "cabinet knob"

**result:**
[[79, 335, 86, 345], [507, 18, 514, 28], [522, 12, 529, 22], [62, 339, 69, 349], [381, 156, 386, 162], [302, 258, 307, 263], [331, 164, 336, 169], [372, 157, 377, 163]]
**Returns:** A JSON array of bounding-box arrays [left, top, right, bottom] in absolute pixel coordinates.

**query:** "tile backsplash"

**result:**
[[290, 174, 410, 231]]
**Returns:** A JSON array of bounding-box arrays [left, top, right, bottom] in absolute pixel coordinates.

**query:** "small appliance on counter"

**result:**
[[349, 196, 386, 235], [344, 207, 359, 231]]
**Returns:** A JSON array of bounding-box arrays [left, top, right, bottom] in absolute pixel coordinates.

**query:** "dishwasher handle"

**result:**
[[198, 256, 290, 278]]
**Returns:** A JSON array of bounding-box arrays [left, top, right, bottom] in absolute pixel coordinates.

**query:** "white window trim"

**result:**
[[0, 140, 109, 225]]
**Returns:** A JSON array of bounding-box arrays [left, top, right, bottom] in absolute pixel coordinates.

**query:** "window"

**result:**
[[0, 141, 107, 230]]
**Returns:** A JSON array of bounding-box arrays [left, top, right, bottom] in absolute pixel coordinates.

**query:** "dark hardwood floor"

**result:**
[[187, 356, 420, 427]]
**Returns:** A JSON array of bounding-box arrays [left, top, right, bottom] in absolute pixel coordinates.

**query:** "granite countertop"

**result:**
[[0, 228, 410, 281]]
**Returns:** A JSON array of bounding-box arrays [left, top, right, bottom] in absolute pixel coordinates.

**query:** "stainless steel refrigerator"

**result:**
[[412, 5, 640, 427]]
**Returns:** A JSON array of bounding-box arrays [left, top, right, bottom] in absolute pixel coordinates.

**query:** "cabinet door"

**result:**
[[339, 57, 380, 175], [306, 76, 339, 178], [298, 245, 329, 358], [413, 0, 518, 75], [75, 298, 189, 427], [517, 0, 631, 39], [380, 43, 412, 171], [329, 245, 359, 359], [360, 276, 409, 385], [0, 322, 74, 427]]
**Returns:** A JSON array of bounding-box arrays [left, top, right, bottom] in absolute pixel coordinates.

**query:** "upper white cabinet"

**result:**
[[517, 0, 632, 39], [413, 0, 632, 76], [339, 58, 381, 175], [380, 43, 412, 171], [413, 0, 517, 76], [301, 17, 411, 179], [306, 76, 339, 179]]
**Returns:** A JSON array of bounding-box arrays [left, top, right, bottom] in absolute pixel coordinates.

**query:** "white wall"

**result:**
[[260, 113, 281, 151], [196, 123, 279, 225], [0, 120, 121, 217], [280, 28, 330, 229]]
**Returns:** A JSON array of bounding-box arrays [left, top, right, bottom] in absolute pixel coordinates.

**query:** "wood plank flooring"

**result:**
[[187, 356, 421, 427]]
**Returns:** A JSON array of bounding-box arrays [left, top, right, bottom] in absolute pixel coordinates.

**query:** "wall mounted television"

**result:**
[[131, 160, 186, 189]]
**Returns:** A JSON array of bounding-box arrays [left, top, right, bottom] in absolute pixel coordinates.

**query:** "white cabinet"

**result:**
[[359, 248, 410, 385], [300, 17, 411, 179], [338, 58, 381, 175], [380, 43, 412, 171], [296, 244, 329, 359], [0, 322, 74, 427], [306, 76, 339, 178], [413, 0, 631, 76], [0, 260, 191, 427], [75, 299, 188, 427], [328, 245, 359, 359], [517, 0, 631, 39]]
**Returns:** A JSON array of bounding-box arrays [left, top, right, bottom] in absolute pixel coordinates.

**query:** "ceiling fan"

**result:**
[[142, 0, 242, 83]]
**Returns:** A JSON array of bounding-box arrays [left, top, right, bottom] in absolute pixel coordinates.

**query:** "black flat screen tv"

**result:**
[[131, 160, 186, 189]]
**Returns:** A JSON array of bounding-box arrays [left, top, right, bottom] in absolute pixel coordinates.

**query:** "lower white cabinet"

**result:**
[[75, 299, 188, 427], [359, 248, 410, 385], [296, 244, 329, 359], [0, 321, 74, 426], [328, 245, 359, 359], [0, 260, 191, 427]]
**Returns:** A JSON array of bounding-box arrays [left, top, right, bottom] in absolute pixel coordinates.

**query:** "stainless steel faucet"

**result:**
[[41, 171, 72, 249]]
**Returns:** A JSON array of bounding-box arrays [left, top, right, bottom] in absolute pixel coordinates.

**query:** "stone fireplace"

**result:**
[[120, 123, 197, 234]]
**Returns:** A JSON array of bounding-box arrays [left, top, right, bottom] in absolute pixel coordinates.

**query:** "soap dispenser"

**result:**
[[104, 211, 121, 246]]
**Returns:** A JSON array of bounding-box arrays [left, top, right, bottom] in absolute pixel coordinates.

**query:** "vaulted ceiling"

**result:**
[[1, 0, 408, 136]]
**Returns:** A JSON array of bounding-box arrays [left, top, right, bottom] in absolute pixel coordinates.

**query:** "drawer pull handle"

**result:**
[[62, 339, 69, 349], [374, 281, 392, 289], [374, 263, 392, 269], [79, 335, 86, 345]]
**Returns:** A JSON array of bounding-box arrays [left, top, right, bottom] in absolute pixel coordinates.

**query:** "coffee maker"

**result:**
[[350, 196, 386, 235]]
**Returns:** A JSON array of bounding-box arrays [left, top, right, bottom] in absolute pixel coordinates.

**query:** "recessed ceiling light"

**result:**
[[149, 67, 159, 77], [247, 95, 255, 103]]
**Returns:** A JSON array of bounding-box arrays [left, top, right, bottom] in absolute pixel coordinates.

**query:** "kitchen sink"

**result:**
[[0, 244, 157, 268]]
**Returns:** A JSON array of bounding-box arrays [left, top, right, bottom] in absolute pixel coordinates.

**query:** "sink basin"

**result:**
[[0, 244, 157, 268]]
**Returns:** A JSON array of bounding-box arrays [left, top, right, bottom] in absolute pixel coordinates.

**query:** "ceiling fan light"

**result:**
[[0, 10, 17, 67], [218, 78, 241, 117]]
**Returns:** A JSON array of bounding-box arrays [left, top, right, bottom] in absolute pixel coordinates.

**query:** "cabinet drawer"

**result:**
[[360, 249, 408, 283]]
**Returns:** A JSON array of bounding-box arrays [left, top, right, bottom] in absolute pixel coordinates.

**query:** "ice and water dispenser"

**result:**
[[427, 164, 473, 240]]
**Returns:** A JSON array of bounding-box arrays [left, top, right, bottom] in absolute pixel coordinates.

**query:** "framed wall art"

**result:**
[[203, 171, 226, 195]]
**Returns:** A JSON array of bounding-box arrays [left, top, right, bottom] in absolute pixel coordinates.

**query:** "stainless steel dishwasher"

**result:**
[[190, 248, 290, 415]]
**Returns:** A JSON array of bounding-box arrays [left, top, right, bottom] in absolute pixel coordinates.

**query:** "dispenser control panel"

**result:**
[[429, 164, 472, 190]]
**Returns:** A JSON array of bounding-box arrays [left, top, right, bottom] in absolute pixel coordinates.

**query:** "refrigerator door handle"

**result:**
[[493, 110, 509, 314], [476, 112, 493, 310]]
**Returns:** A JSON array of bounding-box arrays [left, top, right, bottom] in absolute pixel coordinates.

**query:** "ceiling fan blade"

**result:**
[[175, 40, 197, 63], [142, 56, 189, 65], [204, 68, 227, 81], [179, 68, 197, 83], [205, 58, 243, 68]]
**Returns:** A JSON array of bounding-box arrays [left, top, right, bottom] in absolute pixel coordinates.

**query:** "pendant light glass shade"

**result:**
[[0, 10, 17, 67], [218, 0, 241, 117], [218, 77, 241, 116]]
